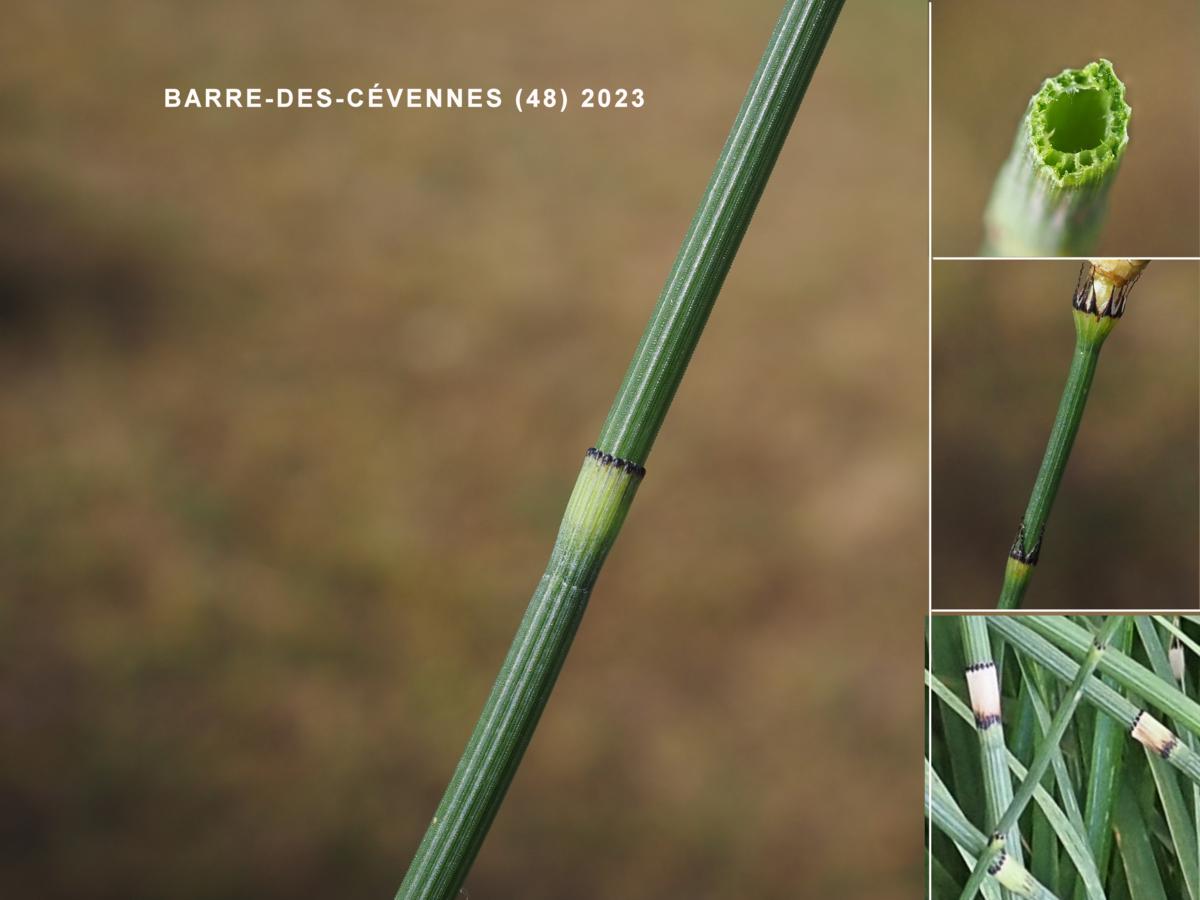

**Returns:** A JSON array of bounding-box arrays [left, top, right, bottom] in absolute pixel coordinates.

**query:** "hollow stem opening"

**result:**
[[1026, 59, 1129, 189], [983, 59, 1130, 255], [1044, 88, 1109, 153]]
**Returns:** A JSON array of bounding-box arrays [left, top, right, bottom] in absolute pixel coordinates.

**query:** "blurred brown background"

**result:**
[[932, 261, 1199, 610], [0, 2, 926, 898], [932, 0, 1200, 257]]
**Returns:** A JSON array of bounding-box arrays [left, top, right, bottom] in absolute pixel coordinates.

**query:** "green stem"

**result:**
[[598, 0, 843, 462], [1009, 653, 1088, 873], [1131, 617, 1200, 900], [1002, 624, 1116, 832], [998, 324, 1099, 609], [1073, 619, 1132, 900], [1175, 619, 1200, 900], [1183, 638, 1200, 900], [983, 59, 1130, 256], [1113, 779, 1170, 900], [997, 261, 1146, 609], [1024, 616, 1200, 737], [397, 2, 845, 896]]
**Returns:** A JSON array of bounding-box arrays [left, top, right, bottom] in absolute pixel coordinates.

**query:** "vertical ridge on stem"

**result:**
[[598, 0, 845, 464]]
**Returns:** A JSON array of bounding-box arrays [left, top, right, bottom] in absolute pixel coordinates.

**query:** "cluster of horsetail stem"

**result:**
[[996, 259, 1149, 610], [985, 617, 1200, 786], [957, 618, 1122, 900], [925, 665, 1108, 900], [396, 1, 845, 896], [930, 617, 1200, 900], [927, 761, 1058, 900], [983, 59, 1130, 256]]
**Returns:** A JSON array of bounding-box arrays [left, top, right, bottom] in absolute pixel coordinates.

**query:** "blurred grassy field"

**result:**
[[0, 2, 926, 897], [932, 261, 1199, 610], [933, 0, 1200, 257]]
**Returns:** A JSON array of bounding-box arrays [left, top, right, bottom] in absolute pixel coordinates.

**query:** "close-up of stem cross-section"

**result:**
[[984, 61, 1131, 257], [397, 0, 845, 896]]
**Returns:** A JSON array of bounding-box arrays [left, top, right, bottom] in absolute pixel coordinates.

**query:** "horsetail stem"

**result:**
[[927, 761, 1061, 900], [996, 259, 1149, 609], [597, 0, 841, 461], [1007, 672, 1081, 898], [1174, 621, 1200, 898], [1022, 616, 1200, 736], [983, 60, 1130, 256], [397, 2, 845, 896], [1129, 617, 1200, 900], [1000, 620, 1118, 836], [962, 618, 1025, 888], [986, 618, 1200, 787], [1074, 619, 1132, 900]]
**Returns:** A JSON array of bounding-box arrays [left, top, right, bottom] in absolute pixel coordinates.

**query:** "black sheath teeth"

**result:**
[[976, 714, 1002, 729], [585, 447, 646, 479], [965, 661, 997, 673], [1072, 261, 1142, 319], [1009, 522, 1044, 565], [987, 851, 1007, 876]]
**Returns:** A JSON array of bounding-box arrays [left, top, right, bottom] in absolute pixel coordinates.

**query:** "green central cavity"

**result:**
[[1044, 88, 1108, 152], [1025, 59, 1130, 187]]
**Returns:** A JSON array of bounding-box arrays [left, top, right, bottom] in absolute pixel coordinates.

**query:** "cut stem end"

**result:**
[[984, 60, 1131, 256]]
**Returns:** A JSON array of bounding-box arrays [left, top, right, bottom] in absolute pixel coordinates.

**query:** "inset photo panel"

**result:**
[[932, 260, 1200, 610], [932, 0, 1200, 257], [928, 614, 1200, 900]]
